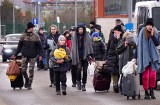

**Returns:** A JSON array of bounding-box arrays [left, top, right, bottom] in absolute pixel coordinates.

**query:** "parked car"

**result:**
[[2, 34, 22, 62]]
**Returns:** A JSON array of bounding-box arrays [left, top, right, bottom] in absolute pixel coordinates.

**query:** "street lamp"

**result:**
[[13, 0, 15, 34], [75, 0, 77, 27], [38, 1, 41, 28]]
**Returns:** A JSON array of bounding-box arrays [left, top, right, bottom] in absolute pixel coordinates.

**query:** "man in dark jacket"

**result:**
[[71, 25, 93, 91], [94, 24, 105, 43], [37, 27, 47, 70], [44, 24, 60, 87], [12, 22, 42, 90], [89, 21, 96, 35], [106, 25, 123, 93]]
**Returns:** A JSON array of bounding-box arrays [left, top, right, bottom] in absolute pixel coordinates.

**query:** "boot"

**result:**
[[72, 83, 76, 87], [113, 85, 119, 93], [27, 80, 32, 90], [62, 86, 67, 95], [24, 78, 29, 88], [77, 81, 81, 90], [82, 84, 86, 91], [150, 88, 156, 99], [144, 90, 150, 100], [56, 91, 61, 95]]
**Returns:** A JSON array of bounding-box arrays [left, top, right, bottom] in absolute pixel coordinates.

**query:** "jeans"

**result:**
[[77, 59, 88, 84]]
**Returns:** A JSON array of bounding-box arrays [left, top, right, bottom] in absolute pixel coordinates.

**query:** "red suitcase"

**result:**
[[93, 70, 111, 92]]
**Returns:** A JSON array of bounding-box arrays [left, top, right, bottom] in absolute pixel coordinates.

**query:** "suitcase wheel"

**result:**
[[127, 96, 129, 100], [138, 94, 141, 99]]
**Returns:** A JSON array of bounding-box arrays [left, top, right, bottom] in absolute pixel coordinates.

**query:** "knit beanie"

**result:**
[[27, 22, 35, 29], [145, 18, 154, 26], [58, 35, 66, 43], [92, 32, 99, 38], [95, 24, 101, 31], [90, 21, 96, 26], [114, 25, 123, 32]]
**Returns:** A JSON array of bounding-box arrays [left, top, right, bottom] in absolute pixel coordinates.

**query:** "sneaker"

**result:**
[[76, 81, 81, 90], [56, 91, 61, 95], [27, 84, 32, 90], [82, 84, 86, 91]]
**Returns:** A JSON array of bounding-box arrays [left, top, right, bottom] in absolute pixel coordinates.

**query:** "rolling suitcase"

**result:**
[[10, 70, 24, 90], [93, 70, 111, 92], [122, 73, 141, 100]]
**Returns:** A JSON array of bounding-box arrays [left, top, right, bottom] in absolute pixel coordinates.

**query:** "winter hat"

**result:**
[[58, 35, 66, 43], [95, 24, 101, 31], [27, 22, 35, 29], [114, 25, 123, 32], [92, 32, 99, 38], [90, 21, 96, 26], [145, 18, 154, 26], [69, 26, 76, 31], [63, 30, 69, 36], [115, 19, 121, 22]]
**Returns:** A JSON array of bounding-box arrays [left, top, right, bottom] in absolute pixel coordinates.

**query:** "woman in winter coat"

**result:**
[[106, 25, 123, 93], [136, 18, 160, 100], [117, 31, 136, 74], [44, 24, 60, 87], [92, 32, 106, 61], [63, 30, 71, 50], [116, 31, 136, 93]]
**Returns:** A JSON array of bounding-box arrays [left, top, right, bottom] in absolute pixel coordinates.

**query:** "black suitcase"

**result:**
[[10, 72, 24, 90]]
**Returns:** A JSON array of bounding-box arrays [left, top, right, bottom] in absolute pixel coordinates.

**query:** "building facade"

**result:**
[[95, 0, 153, 41]]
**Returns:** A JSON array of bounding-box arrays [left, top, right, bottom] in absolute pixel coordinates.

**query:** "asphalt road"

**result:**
[[0, 57, 160, 105]]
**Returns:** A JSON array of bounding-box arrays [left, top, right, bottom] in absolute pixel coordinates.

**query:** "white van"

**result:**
[[134, 0, 160, 34]]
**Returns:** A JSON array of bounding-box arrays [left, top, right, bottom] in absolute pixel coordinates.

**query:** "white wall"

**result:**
[[96, 17, 135, 42]]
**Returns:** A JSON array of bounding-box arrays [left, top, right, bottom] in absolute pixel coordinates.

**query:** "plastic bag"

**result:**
[[88, 62, 95, 76], [122, 59, 137, 77]]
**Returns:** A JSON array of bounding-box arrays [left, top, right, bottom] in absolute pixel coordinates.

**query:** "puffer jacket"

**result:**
[[106, 36, 121, 74], [93, 39, 106, 61], [15, 30, 42, 58]]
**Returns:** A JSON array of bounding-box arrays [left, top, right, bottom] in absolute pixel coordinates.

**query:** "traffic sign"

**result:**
[[32, 18, 38, 25]]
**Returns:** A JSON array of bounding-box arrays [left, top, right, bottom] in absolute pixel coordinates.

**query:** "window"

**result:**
[[152, 7, 160, 30], [137, 7, 148, 30], [104, 0, 151, 15], [104, 0, 128, 15]]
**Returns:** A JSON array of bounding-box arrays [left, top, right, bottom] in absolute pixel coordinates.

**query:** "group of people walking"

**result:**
[[12, 17, 160, 99]]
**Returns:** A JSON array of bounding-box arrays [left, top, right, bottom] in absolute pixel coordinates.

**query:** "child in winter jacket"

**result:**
[[92, 32, 106, 61], [50, 35, 71, 95]]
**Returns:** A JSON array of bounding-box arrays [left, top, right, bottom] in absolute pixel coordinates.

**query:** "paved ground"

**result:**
[[0, 59, 160, 105]]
